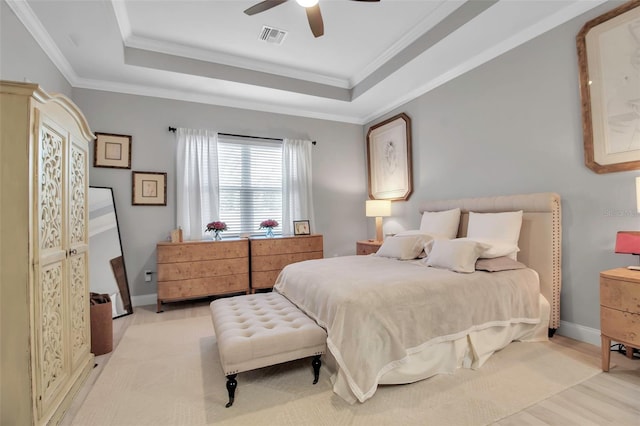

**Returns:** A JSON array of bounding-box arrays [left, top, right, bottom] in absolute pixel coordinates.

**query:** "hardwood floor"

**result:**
[[62, 300, 640, 425]]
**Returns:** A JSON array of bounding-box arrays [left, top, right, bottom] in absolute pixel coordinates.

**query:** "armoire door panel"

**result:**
[[36, 261, 69, 418], [69, 253, 90, 368]]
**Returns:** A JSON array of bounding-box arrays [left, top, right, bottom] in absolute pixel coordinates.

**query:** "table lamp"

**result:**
[[615, 231, 640, 270], [366, 199, 391, 242]]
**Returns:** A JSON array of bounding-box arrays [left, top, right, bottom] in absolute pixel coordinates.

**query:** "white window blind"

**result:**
[[217, 136, 283, 237]]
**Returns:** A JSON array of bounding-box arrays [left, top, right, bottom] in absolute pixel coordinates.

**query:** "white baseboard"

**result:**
[[556, 320, 600, 347], [131, 293, 157, 308]]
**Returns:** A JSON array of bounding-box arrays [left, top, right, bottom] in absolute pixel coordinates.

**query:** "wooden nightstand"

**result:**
[[357, 240, 383, 255], [600, 268, 640, 371]]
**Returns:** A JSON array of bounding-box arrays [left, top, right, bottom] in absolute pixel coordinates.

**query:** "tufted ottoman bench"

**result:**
[[210, 292, 327, 407]]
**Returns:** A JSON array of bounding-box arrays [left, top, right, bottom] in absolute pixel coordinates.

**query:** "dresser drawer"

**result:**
[[251, 270, 282, 290], [600, 306, 640, 347], [157, 239, 248, 263], [600, 277, 640, 313], [158, 274, 249, 301], [251, 252, 322, 272], [250, 235, 323, 256], [157, 257, 248, 281]]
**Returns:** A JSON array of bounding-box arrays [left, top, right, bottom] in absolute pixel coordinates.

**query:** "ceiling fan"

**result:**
[[244, 0, 380, 38]]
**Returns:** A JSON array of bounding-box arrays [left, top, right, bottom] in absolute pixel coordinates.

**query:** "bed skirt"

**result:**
[[323, 294, 550, 403]]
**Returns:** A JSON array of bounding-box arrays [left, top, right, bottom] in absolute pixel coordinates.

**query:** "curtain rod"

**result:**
[[168, 127, 316, 145]]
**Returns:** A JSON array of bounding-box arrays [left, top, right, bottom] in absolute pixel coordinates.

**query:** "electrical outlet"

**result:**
[[144, 270, 152, 282]]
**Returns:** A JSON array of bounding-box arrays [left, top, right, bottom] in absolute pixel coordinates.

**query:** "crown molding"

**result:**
[[71, 77, 365, 124]]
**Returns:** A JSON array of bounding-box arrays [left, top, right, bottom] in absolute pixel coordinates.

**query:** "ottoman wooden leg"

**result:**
[[312, 355, 321, 385], [225, 374, 237, 408]]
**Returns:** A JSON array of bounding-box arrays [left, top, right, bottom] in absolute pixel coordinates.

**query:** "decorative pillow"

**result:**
[[394, 230, 438, 257], [375, 235, 430, 260], [424, 239, 489, 273], [475, 256, 527, 272], [466, 211, 523, 259], [419, 208, 461, 239], [457, 237, 520, 259]]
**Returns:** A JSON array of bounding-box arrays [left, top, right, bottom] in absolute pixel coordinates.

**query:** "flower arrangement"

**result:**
[[259, 219, 278, 238], [259, 219, 279, 229], [205, 221, 227, 241], [205, 221, 228, 232]]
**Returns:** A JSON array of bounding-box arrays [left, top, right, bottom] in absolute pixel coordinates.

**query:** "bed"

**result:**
[[273, 192, 561, 403]]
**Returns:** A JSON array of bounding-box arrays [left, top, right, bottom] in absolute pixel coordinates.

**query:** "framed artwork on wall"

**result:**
[[293, 220, 310, 235], [132, 171, 167, 206], [366, 113, 412, 200], [577, 2, 640, 174], [94, 132, 131, 169]]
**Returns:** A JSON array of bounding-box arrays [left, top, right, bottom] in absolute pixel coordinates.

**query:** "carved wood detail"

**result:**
[[39, 125, 63, 251]]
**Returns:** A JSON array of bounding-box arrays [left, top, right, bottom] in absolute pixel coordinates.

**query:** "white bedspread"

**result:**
[[273, 255, 541, 403]]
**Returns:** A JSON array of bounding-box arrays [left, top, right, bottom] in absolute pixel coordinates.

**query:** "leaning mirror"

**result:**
[[89, 186, 132, 318]]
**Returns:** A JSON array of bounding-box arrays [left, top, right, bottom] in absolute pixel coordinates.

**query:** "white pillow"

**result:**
[[375, 235, 430, 260], [425, 239, 489, 273], [466, 211, 523, 245], [394, 230, 437, 257], [419, 208, 461, 239], [457, 237, 520, 259]]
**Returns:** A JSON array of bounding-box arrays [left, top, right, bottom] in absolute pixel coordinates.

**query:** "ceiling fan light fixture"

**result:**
[[296, 0, 319, 7]]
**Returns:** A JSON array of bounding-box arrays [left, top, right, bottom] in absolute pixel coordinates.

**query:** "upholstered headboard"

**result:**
[[419, 192, 562, 331]]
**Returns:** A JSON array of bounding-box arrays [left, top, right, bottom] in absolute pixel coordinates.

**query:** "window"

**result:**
[[217, 136, 282, 237]]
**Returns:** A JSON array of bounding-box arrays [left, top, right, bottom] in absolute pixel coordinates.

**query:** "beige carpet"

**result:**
[[70, 315, 601, 426]]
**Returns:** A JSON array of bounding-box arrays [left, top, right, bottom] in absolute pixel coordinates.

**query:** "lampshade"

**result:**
[[365, 200, 391, 218], [296, 0, 318, 6], [615, 231, 640, 254]]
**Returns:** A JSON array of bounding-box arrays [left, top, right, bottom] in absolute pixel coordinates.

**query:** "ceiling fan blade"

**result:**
[[244, 0, 288, 16], [305, 4, 324, 38]]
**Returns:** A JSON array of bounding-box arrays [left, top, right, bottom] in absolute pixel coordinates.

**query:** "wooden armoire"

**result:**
[[1, 81, 95, 425]]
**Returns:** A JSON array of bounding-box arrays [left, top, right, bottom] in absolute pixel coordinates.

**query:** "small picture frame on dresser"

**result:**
[[293, 220, 310, 235]]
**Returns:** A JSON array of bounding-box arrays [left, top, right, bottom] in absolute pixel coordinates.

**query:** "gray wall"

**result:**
[[365, 1, 636, 341], [72, 89, 366, 301], [0, 1, 71, 96]]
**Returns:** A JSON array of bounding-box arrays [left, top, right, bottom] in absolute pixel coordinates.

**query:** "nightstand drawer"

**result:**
[[600, 277, 640, 313], [356, 240, 382, 255], [600, 306, 640, 347]]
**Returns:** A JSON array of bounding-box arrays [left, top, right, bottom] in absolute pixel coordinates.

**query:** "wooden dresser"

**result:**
[[250, 234, 324, 292], [156, 239, 249, 312], [600, 267, 640, 371]]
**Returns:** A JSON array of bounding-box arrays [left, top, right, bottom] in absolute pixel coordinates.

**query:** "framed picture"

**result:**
[[366, 112, 412, 200], [293, 220, 310, 236], [94, 132, 131, 169], [132, 171, 167, 206], [577, 2, 640, 174]]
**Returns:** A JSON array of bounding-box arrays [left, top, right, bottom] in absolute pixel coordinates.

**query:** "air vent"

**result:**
[[259, 26, 287, 44]]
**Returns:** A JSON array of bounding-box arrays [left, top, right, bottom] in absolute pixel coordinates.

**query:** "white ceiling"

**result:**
[[8, 0, 605, 124]]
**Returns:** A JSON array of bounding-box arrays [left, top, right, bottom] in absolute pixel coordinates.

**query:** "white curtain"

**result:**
[[175, 128, 219, 240], [282, 139, 315, 235]]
